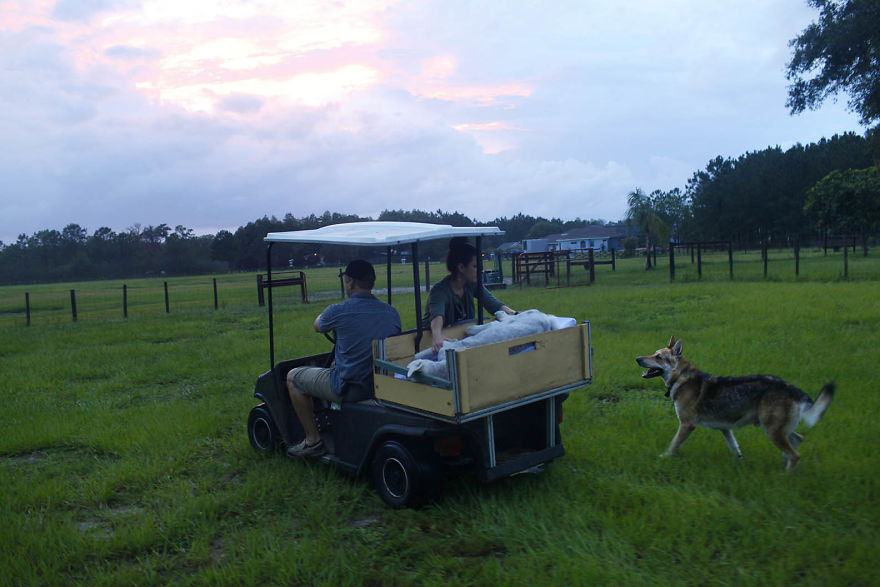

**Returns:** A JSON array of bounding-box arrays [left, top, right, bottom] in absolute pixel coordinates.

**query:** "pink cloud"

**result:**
[[410, 82, 532, 106], [452, 121, 523, 132]]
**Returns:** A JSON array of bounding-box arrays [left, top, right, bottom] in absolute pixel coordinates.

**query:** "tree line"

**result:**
[[1, 132, 877, 284], [0, 210, 609, 284], [628, 132, 878, 253]]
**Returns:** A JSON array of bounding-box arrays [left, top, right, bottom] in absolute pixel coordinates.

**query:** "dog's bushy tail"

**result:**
[[802, 382, 835, 427]]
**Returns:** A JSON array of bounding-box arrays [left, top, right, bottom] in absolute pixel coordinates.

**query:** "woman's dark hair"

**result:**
[[446, 237, 477, 274]]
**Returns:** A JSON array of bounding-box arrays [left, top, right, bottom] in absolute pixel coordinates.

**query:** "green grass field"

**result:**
[[1, 249, 879, 584]]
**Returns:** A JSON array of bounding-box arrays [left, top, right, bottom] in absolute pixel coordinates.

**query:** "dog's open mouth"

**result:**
[[641, 368, 663, 379]]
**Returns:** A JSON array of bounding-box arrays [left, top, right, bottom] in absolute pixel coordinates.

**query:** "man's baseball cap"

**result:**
[[343, 259, 375, 281]]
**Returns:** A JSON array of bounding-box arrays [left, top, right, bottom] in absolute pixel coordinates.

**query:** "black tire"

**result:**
[[371, 440, 443, 508], [248, 405, 279, 455]]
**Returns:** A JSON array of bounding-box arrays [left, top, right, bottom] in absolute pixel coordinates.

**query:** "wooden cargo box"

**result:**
[[373, 322, 592, 421]]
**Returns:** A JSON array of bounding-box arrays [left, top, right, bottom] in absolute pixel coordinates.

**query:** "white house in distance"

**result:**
[[523, 225, 628, 253]]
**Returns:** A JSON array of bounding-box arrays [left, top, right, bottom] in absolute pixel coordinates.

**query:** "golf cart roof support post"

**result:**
[[386, 246, 392, 305], [266, 242, 276, 370], [411, 240, 423, 354], [476, 236, 484, 325]]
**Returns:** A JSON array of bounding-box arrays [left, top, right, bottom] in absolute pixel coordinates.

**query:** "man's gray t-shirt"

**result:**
[[318, 292, 402, 399]]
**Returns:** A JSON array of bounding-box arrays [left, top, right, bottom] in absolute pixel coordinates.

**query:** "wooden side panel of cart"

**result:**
[[373, 322, 591, 418]]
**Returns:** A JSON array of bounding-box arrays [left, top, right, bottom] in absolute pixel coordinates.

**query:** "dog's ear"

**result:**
[[672, 339, 682, 356], [667, 335, 675, 349]]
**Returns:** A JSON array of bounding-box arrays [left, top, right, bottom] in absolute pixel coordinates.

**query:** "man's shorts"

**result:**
[[287, 366, 343, 403]]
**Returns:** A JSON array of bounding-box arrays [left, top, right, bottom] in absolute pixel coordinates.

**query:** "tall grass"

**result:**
[[1, 252, 878, 584]]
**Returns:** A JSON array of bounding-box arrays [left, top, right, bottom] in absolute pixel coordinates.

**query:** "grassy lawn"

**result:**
[[1, 249, 878, 584]]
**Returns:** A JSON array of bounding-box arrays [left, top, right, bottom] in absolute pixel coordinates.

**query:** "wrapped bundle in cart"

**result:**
[[246, 221, 592, 508]]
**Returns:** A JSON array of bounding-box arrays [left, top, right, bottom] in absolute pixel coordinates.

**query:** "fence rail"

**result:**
[[513, 249, 616, 288], [668, 237, 861, 281], [1, 245, 877, 327], [0, 262, 447, 326]]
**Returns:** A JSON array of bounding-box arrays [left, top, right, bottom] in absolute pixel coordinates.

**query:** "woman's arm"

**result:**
[[429, 315, 448, 353], [473, 284, 514, 315]]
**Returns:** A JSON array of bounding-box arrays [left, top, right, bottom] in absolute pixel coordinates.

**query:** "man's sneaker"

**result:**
[[286, 439, 326, 458]]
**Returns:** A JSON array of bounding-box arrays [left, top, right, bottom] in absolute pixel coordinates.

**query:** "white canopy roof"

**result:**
[[264, 221, 503, 246]]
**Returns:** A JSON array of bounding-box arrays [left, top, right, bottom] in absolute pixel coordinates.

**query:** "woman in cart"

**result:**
[[424, 237, 517, 353]]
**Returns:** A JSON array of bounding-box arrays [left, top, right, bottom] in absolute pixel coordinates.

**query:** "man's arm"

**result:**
[[314, 303, 338, 333]]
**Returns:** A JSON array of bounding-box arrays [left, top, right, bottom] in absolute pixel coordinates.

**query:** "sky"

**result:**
[[0, 0, 867, 244]]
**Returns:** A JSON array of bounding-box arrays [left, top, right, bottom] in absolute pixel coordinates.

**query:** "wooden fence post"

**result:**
[[762, 244, 768, 278], [556, 252, 561, 288], [213, 278, 218, 310], [70, 289, 77, 322], [425, 259, 431, 291], [164, 281, 170, 313], [697, 244, 702, 279], [588, 249, 595, 284], [728, 242, 733, 280]]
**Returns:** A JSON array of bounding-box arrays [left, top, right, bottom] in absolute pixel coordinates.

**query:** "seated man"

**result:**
[[286, 259, 401, 458]]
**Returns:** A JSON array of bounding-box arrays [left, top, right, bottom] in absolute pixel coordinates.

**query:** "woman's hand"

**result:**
[[500, 305, 517, 315], [431, 333, 452, 354], [429, 315, 449, 354]]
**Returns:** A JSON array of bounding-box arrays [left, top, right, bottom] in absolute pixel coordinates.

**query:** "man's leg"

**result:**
[[286, 367, 341, 457], [286, 371, 321, 445]]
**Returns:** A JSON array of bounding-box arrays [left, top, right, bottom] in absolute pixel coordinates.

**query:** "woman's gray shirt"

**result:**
[[422, 275, 504, 328]]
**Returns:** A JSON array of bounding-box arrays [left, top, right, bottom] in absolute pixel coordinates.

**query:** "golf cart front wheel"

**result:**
[[247, 405, 279, 455]]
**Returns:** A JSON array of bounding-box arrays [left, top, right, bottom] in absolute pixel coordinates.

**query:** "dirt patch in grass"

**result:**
[[349, 516, 382, 529], [2, 445, 118, 467], [4, 451, 49, 465], [210, 538, 226, 565]]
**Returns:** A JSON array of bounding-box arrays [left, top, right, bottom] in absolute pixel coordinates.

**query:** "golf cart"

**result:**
[[247, 222, 592, 508]]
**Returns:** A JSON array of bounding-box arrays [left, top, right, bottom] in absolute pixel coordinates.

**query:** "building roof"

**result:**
[[544, 225, 627, 243], [496, 241, 524, 251]]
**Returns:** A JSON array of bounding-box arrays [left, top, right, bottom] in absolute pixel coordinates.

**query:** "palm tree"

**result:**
[[625, 188, 669, 269]]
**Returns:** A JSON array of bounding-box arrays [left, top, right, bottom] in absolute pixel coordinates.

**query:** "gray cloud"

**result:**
[[104, 45, 163, 60], [219, 94, 265, 114], [51, 0, 134, 22]]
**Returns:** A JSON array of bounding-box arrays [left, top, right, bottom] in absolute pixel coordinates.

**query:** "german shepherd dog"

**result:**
[[635, 336, 834, 470]]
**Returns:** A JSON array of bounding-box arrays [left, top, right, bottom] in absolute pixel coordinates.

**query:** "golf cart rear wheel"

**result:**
[[372, 441, 441, 508], [248, 405, 279, 455]]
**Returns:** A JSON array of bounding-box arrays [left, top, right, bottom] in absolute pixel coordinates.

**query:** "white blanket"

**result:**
[[406, 309, 573, 380]]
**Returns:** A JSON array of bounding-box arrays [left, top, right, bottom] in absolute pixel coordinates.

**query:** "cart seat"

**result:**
[[327, 381, 372, 410]]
